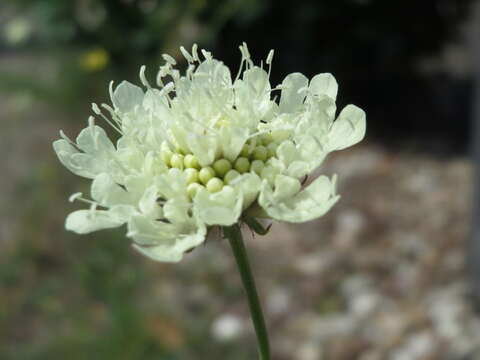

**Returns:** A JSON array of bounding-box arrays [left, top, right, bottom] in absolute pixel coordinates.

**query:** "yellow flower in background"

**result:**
[[79, 48, 109, 71], [54, 43, 366, 262]]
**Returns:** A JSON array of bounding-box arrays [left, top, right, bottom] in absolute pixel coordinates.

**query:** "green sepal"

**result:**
[[242, 215, 271, 235]]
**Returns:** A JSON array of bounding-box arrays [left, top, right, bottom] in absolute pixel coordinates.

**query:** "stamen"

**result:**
[[180, 46, 194, 63], [192, 44, 199, 62], [108, 80, 114, 102], [160, 82, 175, 96], [91, 103, 123, 134], [162, 54, 177, 65], [139, 65, 152, 88], [201, 49, 212, 60], [100, 104, 122, 127], [266, 49, 274, 78], [186, 64, 195, 80], [68, 193, 103, 210], [266, 50, 274, 65], [69, 192, 83, 202]]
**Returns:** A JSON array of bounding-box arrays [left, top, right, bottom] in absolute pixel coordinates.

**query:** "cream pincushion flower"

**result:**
[[53, 43, 366, 262]]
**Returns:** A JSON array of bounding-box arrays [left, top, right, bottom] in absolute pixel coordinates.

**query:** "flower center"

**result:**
[[160, 133, 281, 199]]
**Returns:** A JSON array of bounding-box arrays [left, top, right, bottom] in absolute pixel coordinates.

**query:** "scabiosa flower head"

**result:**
[[53, 43, 366, 262]]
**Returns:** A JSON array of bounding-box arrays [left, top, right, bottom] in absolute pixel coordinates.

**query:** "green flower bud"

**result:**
[[213, 158, 232, 177], [206, 177, 224, 193], [199, 166, 215, 185], [240, 144, 251, 157], [252, 145, 268, 161], [224, 169, 240, 184], [261, 133, 274, 145], [250, 160, 264, 175], [170, 153, 184, 170], [234, 157, 250, 173], [187, 183, 203, 199], [267, 142, 278, 158], [160, 149, 173, 166], [184, 154, 200, 169], [184, 168, 199, 184]]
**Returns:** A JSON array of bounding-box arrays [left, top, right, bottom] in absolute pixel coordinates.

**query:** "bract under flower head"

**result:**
[[53, 43, 366, 262]]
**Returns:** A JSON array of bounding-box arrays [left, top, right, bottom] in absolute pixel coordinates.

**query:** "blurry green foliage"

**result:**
[[0, 0, 265, 118]]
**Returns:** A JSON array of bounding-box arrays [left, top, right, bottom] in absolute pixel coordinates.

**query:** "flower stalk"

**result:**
[[224, 224, 270, 360]]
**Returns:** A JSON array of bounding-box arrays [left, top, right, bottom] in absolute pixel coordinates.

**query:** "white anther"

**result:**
[[69, 192, 83, 202], [180, 46, 193, 63], [162, 54, 177, 65]]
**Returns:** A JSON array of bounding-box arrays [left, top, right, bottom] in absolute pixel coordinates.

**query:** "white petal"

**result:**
[[76, 125, 115, 155], [229, 173, 262, 209], [109, 205, 138, 222], [127, 215, 178, 246], [194, 59, 233, 104], [91, 173, 133, 206], [139, 185, 162, 219], [309, 73, 338, 100], [259, 175, 339, 223], [53, 139, 94, 178], [279, 73, 308, 113], [65, 209, 125, 234], [155, 171, 188, 200], [69, 153, 107, 179], [234, 67, 271, 120], [327, 105, 366, 151], [187, 133, 218, 166], [194, 186, 242, 226], [273, 175, 301, 202], [132, 221, 206, 263], [112, 81, 144, 113], [163, 198, 190, 224], [219, 126, 249, 163]]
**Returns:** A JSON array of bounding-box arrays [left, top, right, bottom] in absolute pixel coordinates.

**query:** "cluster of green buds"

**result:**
[[160, 133, 281, 200]]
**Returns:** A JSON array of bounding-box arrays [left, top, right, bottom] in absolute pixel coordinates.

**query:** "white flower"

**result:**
[[53, 43, 366, 262]]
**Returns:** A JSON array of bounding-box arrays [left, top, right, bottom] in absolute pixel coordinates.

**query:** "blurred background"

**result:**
[[0, 0, 478, 359]]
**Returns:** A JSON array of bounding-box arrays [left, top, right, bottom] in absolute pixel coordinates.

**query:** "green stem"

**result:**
[[223, 224, 271, 360]]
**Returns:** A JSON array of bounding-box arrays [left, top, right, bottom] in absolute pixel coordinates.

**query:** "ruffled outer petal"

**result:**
[[194, 186, 243, 226], [91, 173, 133, 206], [112, 81, 144, 113], [309, 73, 338, 100], [53, 140, 95, 179], [258, 175, 340, 223], [132, 221, 206, 263], [279, 73, 308, 113], [326, 105, 366, 151], [128, 214, 207, 263], [65, 209, 126, 234]]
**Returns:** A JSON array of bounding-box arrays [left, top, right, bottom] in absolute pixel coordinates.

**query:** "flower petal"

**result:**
[[53, 139, 95, 179], [327, 104, 366, 151], [279, 73, 308, 113], [229, 173, 262, 209], [194, 186, 243, 226], [91, 173, 133, 206], [309, 73, 338, 100], [259, 175, 339, 223], [76, 125, 115, 155], [132, 221, 206, 263], [112, 81, 144, 113], [65, 209, 125, 234]]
